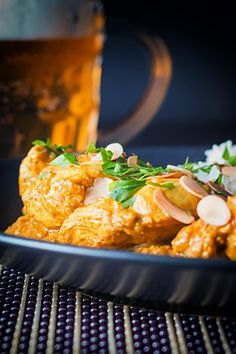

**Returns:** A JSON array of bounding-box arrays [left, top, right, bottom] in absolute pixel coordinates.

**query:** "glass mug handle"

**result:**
[[98, 32, 172, 145]]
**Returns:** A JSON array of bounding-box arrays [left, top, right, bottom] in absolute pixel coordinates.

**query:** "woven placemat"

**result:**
[[0, 265, 235, 354]]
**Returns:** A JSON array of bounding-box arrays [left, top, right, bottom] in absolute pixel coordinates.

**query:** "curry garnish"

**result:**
[[223, 146, 236, 166], [50, 152, 79, 167], [32, 138, 73, 156], [89, 144, 169, 207], [85, 142, 101, 154], [109, 180, 146, 208]]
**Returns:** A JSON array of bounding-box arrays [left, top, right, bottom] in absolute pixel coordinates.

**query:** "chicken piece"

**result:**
[[59, 177, 199, 248], [172, 195, 236, 259], [134, 244, 174, 256], [19, 145, 54, 196], [59, 198, 136, 247], [172, 218, 233, 258], [22, 161, 102, 229], [5, 215, 58, 242]]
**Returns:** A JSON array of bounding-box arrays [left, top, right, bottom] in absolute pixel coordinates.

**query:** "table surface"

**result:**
[[0, 265, 235, 354]]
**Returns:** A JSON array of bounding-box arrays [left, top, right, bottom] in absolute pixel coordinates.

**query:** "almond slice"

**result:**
[[127, 155, 138, 166], [91, 143, 123, 161], [167, 165, 194, 178], [179, 175, 208, 199], [154, 189, 195, 224], [208, 181, 232, 197], [84, 177, 113, 205], [154, 172, 183, 179], [105, 143, 124, 160], [197, 195, 231, 226], [221, 166, 236, 176]]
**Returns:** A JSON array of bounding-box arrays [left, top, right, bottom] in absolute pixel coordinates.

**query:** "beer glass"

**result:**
[[0, 0, 172, 158]]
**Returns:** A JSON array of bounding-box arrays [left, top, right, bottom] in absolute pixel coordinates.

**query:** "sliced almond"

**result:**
[[208, 181, 232, 197], [153, 172, 183, 179], [154, 189, 195, 224], [105, 143, 124, 160], [221, 166, 236, 176], [179, 175, 208, 199], [197, 195, 231, 226], [91, 143, 123, 161], [127, 155, 138, 166], [167, 164, 194, 178], [84, 177, 113, 205]]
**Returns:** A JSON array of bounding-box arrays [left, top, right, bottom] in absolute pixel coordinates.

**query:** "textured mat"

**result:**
[[0, 265, 235, 354]]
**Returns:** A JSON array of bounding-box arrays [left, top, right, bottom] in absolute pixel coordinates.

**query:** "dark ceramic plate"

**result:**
[[1, 147, 236, 316]]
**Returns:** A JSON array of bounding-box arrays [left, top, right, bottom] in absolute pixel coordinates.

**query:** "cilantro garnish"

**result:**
[[85, 142, 101, 154], [100, 147, 113, 162], [182, 157, 194, 171], [223, 146, 236, 166], [109, 180, 145, 208], [50, 152, 78, 167], [215, 174, 223, 186], [101, 157, 168, 207], [32, 138, 73, 156]]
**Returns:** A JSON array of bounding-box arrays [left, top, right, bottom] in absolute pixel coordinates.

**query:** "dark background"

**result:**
[[99, 1, 235, 147]]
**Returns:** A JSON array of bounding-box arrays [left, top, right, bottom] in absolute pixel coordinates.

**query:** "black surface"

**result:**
[[100, 1, 236, 145], [1, 147, 236, 316]]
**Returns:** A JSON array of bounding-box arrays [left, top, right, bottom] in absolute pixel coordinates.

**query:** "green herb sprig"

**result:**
[[83, 143, 170, 207], [223, 146, 236, 166], [85, 142, 101, 154], [50, 152, 79, 167], [32, 138, 73, 156]]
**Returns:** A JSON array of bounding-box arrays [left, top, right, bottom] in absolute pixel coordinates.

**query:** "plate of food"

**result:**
[[1, 140, 236, 315]]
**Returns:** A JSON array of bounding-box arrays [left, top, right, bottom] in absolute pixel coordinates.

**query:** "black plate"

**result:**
[[1, 147, 236, 316]]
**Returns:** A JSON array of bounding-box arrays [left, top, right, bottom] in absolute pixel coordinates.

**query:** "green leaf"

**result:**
[[216, 174, 223, 186], [110, 180, 145, 204], [100, 147, 113, 162], [148, 182, 175, 189], [85, 142, 100, 154], [223, 146, 236, 166], [223, 146, 230, 161], [121, 195, 137, 208], [182, 157, 194, 171], [32, 138, 73, 156], [192, 165, 213, 174], [32, 139, 47, 147], [54, 144, 73, 154], [50, 152, 78, 167]]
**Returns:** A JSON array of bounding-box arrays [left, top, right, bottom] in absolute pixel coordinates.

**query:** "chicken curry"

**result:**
[[5, 139, 236, 260]]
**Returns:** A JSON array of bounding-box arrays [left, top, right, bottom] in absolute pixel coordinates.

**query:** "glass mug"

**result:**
[[0, 0, 172, 158]]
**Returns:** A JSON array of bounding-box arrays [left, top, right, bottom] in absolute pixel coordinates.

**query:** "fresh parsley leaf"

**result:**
[[182, 157, 194, 171], [54, 144, 73, 154], [148, 182, 175, 189], [192, 165, 213, 174], [32, 139, 47, 147], [110, 180, 145, 206], [223, 146, 236, 166], [121, 195, 137, 208], [32, 138, 73, 156], [100, 147, 113, 162], [215, 174, 223, 186], [63, 152, 78, 164], [85, 142, 100, 154], [50, 153, 78, 167]]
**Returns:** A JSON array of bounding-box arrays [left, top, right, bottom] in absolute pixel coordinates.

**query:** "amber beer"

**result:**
[[0, 35, 103, 157], [0, 0, 104, 157]]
